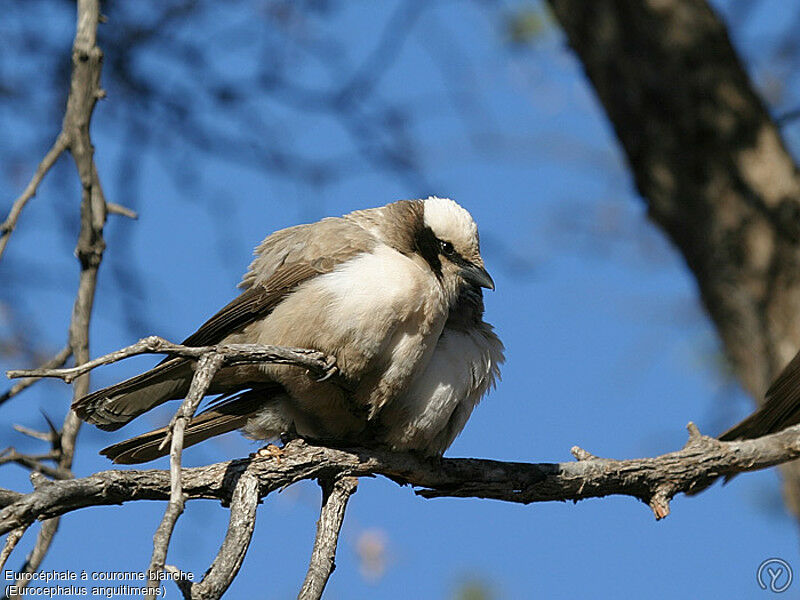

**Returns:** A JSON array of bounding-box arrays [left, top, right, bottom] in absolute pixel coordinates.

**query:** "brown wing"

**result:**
[[179, 217, 377, 349], [180, 281, 294, 348], [239, 217, 377, 288], [76, 217, 376, 432], [73, 357, 193, 430]]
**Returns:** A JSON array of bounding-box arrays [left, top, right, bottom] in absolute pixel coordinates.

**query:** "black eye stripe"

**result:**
[[414, 226, 471, 280], [415, 226, 442, 278]]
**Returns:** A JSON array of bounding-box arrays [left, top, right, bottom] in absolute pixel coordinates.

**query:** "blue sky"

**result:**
[[2, 1, 799, 598]]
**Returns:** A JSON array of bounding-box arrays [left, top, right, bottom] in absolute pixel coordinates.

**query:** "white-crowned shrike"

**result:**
[[73, 197, 504, 463]]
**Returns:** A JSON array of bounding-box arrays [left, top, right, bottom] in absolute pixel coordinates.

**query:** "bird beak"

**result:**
[[460, 263, 495, 290]]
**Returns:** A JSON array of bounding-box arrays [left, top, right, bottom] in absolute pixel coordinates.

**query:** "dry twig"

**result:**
[[298, 476, 359, 600], [1, 1, 109, 594], [7, 336, 337, 384], [175, 469, 261, 600], [146, 353, 225, 592], [0, 135, 69, 261], [0, 347, 71, 407]]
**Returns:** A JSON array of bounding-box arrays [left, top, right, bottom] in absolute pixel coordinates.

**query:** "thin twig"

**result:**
[[0, 347, 72, 407], [147, 353, 225, 592], [0, 134, 69, 262], [4, 519, 60, 600], [3, 0, 108, 593], [12, 426, 56, 444], [7, 336, 336, 383], [105, 202, 138, 219], [0, 451, 69, 480], [298, 476, 359, 600]]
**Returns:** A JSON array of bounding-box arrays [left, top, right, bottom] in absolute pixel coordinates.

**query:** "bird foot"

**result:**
[[256, 443, 285, 464]]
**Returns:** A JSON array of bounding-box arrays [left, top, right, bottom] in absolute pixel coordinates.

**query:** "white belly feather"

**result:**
[[381, 321, 504, 455]]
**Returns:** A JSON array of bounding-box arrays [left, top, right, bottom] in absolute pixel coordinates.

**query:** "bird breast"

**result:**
[[240, 243, 450, 436], [379, 321, 504, 456]]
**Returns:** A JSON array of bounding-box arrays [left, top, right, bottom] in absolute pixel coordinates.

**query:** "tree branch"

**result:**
[[298, 476, 358, 600], [0, 528, 26, 571], [0, 490, 23, 509], [0, 347, 72, 407], [146, 353, 225, 592], [3, 422, 800, 540], [546, 0, 800, 516], [6, 336, 337, 384], [0, 449, 70, 480], [0, 134, 69, 262], [176, 469, 260, 600], [1, 2, 109, 594]]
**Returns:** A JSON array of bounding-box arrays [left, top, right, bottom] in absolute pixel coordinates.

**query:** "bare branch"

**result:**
[[147, 353, 225, 591], [0, 346, 72, 407], [0, 528, 26, 571], [4, 0, 110, 587], [0, 450, 69, 480], [4, 519, 60, 600], [12, 426, 57, 444], [0, 134, 69, 262], [0, 490, 23, 509], [180, 470, 260, 600], [105, 202, 138, 219], [4, 422, 800, 538], [545, 0, 800, 516], [7, 336, 337, 384], [298, 476, 358, 600]]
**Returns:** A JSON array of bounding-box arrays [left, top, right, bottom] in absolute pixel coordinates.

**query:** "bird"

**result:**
[[719, 351, 800, 442], [72, 197, 504, 463]]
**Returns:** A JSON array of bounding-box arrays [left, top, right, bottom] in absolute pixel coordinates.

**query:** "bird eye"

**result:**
[[439, 240, 455, 256]]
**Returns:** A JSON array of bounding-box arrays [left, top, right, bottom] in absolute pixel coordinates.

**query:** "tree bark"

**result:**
[[547, 0, 800, 516]]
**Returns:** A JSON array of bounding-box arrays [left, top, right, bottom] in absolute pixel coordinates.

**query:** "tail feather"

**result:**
[[718, 401, 800, 441], [101, 387, 279, 464], [72, 358, 193, 431], [720, 351, 800, 441]]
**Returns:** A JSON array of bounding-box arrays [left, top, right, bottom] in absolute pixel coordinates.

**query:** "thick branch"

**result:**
[[0, 490, 23, 509], [178, 470, 260, 600], [4, 423, 800, 536]]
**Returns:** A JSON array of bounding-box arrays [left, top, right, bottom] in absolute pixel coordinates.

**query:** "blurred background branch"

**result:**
[[3, 0, 800, 597]]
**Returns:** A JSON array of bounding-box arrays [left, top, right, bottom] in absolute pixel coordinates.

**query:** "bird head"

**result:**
[[419, 197, 494, 300]]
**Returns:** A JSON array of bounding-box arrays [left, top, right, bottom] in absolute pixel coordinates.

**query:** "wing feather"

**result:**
[[179, 218, 376, 349]]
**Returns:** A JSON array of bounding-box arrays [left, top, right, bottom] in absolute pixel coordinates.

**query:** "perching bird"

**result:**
[[73, 197, 504, 463], [720, 351, 800, 442]]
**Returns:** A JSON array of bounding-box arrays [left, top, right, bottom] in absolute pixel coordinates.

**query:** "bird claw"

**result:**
[[314, 356, 338, 382], [256, 443, 285, 464]]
